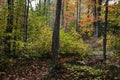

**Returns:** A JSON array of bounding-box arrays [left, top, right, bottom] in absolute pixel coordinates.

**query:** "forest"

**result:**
[[0, 0, 120, 80]]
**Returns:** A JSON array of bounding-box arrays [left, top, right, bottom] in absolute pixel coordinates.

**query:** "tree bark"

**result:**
[[76, 0, 80, 33], [64, 0, 68, 32], [4, 0, 14, 55], [93, 0, 99, 38], [61, 0, 64, 27], [103, 0, 109, 68], [52, 0, 62, 69], [23, 0, 29, 42], [47, 0, 50, 26], [44, 0, 46, 14], [97, 0, 102, 37]]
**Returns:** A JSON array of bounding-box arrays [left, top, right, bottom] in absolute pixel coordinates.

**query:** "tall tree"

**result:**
[[76, 0, 80, 32], [97, 0, 102, 37], [64, 0, 69, 32], [52, 0, 62, 69], [39, 0, 41, 10], [103, 0, 109, 68], [47, 0, 51, 26], [4, 0, 14, 55], [93, 0, 99, 38], [93, 0, 102, 38], [79, 0, 81, 20], [23, 0, 29, 42], [61, 0, 64, 27], [44, 0, 46, 14]]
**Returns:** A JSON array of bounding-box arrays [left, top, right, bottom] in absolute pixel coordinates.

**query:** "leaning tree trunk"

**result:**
[[103, 0, 109, 68], [4, 0, 14, 55], [52, 0, 62, 69]]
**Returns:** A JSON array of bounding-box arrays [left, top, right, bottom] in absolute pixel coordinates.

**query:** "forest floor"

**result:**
[[1, 55, 120, 80], [1, 38, 120, 80]]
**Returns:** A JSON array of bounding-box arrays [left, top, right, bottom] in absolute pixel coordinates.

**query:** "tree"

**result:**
[[75, 0, 80, 32], [93, 0, 99, 38], [23, 0, 29, 42], [103, 0, 109, 67], [64, 0, 69, 32], [97, 0, 102, 37], [44, 0, 46, 14], [4, 0, 14, 55], [61, 0, 64, 27], [47, 0, 51, 26], [93, 0, 102, 38], [52, 0, 62, 69]]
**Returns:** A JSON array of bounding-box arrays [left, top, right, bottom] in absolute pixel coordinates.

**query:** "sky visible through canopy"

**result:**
[[31, 0, 39, 9]]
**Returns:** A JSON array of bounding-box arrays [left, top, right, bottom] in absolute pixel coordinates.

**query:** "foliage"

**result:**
[[23, 28, 91, 58], [113, 36, 120, 56], [0, 0, 120, 79], [108, 4, 120, 34], [27, 27, 52, 58], [60, 29, 91, 57], [63, 63, 104, 79]]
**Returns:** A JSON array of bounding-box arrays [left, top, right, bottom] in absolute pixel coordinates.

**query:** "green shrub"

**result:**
[[60, 29, 91, 57], [26, 28, 91, 58], [26, 27, 52, 58], [114, 36, 120, 55]]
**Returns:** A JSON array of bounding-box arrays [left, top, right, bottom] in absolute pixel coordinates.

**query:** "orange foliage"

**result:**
[[0, 0, 2, 7], [58, 54, 70, 64]]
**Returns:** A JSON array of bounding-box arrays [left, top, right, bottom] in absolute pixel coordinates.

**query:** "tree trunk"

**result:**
[[39, 0, 41, 10], [4, 0, 14, 55], [64, 0, 68, 32], [79, 0, 81, 23], [52, 0, 62, 69], [47, 0, 50, 26], [76, 0, 80, 33], [44, 0, 46, 14], [61, 0, 64, 27], [23, 0, 29, 42], [103, 0, 109, 68], [13, 4, 19, 54], [97, 0, 102, 37], [93, 0, 99, 38]]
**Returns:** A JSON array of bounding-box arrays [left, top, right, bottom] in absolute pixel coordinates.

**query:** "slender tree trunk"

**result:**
[[61, 0, 64, 27], [47, 0, 50, 26], [44, 0, 46, 14], [23, 0, 29, 42], [93, 0, 99, 38], [103, 0, 109, 68], [13, 5, 19, 54], [39, 0, 41, 11], [76, 0, 80, 33], [52, 0, 62, 69], [4, 0, 14, 55], [65, 0, 68, 32], [97, 0, 102, 37], [79, 0, 81, 20]]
